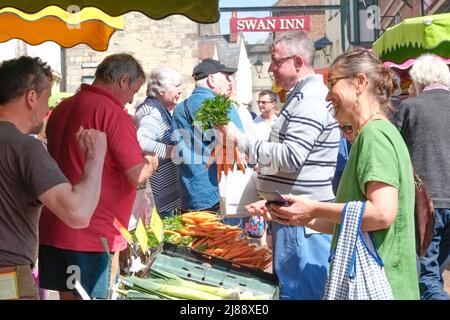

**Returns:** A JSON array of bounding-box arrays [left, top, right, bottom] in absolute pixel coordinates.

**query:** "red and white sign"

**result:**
[[230, 16, 310, 32]]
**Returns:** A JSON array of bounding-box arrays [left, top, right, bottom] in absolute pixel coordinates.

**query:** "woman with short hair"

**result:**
[[134, 66, 182, 217], [395, 54, 450, 300]]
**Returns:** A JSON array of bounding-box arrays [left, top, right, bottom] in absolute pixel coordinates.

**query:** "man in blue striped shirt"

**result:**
[[225, 32, 340, 299]]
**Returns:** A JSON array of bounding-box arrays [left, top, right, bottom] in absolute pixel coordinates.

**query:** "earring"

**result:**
[[355, 94, 360, 107]]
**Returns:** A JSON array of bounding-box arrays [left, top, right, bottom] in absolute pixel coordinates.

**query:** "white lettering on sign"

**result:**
[[280, 18, 305, 30], [241, 19, 257, 30], [231, 16, 310, 33], [266, 19, 276, 30]]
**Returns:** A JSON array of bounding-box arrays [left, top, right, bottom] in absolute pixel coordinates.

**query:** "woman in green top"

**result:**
[[247, 48, 419, 299]]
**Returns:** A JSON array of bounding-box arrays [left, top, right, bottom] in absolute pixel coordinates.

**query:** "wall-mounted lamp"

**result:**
[[314, 36, 333, 62], [253, 57, 264, 77], [322, 43, 333, 58]]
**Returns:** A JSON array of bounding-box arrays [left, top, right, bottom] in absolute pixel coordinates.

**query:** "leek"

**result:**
[[150, 269, 240, 299], [122, 276, 224, 300]]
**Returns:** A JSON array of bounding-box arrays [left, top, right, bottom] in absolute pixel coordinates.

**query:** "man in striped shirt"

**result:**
[[225, 31, 340, 299]]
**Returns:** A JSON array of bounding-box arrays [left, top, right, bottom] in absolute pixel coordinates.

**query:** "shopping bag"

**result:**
[[128, 181, 155, 230], [323, 201, 393, 300], [413, 171, 435, 257], [219, 167, 259, 217], [244, 215, 267, 238]]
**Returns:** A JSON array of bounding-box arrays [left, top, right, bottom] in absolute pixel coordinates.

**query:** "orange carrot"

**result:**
[[231, 257, 259, 263], [223, 244, 253, 260], [178, 229, 199, 236], [217, 163, 222, 182], [223, 163, 229, 175], [181, 217, 196, 225], [223, 146, 229, 175], [182, 212, 217, 219], [208, 233, 238, 246], [205, 148, 216, 168], [198, 222, 225, 228], [191, 240, 203, 250], [235, 154, 246, 174]]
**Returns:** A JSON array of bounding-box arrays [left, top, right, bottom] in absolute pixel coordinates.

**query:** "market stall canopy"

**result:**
[[373, 13, 450, 63], [384, 56, 450, 95], [384, 56, 450, 70], [0, 0, 220, 23], [0, 6, 123, 51]]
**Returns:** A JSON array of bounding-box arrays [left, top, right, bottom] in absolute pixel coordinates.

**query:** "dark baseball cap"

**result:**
[[192, 59, 237, 80]]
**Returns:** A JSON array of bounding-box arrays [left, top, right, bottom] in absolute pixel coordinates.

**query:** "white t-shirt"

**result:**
[[235, 103, 256, 138], [253, 115, 278, 141]]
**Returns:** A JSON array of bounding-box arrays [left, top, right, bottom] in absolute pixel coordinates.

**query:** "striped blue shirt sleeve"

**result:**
[[136, 110, 168, 159], [238, 96, 338, 173]]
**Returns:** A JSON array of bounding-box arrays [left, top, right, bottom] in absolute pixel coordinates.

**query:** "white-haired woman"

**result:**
[[135, 66, 182, 218], [395, 54, 450, 300]]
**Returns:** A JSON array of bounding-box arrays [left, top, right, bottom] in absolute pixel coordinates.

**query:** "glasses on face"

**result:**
[[270, 55, 295, 68], [327, 76, 353, 91], [256, 100, 274, 105], [339, 123, 354, 135]]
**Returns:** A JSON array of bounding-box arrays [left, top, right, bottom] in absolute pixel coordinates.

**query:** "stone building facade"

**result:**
[[245, 0, 330, 111], [64, 12, 211, 110]]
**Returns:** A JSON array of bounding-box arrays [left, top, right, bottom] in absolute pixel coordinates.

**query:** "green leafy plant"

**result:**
[[195, 94, 232, 130], [149, 215, 192, 248]]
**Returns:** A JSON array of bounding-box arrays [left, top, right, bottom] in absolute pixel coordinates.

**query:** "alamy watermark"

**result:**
[[171, 127, 284, 176], [66, 264, 81, 289], [366, 5, 381, 30]]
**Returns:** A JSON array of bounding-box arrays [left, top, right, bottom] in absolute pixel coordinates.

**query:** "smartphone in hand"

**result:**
[[258, 191, 288, 206]]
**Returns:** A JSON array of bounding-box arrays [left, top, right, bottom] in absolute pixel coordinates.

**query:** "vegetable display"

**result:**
[[195, 95, 247, 182]]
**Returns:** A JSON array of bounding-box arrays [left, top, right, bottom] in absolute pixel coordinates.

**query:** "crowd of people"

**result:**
[[0, 30, 448, 300]]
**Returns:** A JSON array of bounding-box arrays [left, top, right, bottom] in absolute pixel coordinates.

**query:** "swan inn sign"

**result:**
[[230, 16, 310, 32]]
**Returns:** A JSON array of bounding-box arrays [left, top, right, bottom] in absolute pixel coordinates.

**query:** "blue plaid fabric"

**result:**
[[323, 201, 394, 300]]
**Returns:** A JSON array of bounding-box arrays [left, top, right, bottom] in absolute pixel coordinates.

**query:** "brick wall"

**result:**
[[274, 0, 326, 40], [379, 0, 421, 31]]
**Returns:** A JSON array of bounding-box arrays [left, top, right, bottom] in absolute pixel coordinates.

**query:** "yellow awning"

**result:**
[[0, 0, 220, 23], [0, 6, 123, 51]]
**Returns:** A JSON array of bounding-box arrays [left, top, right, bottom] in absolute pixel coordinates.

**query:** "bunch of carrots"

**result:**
[[164, 211, 272, 271], [195, 94, 246, 183], [206, 141, 246, 183]]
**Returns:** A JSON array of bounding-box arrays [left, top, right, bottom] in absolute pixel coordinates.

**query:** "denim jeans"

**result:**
[[419, 208, 450, 300]]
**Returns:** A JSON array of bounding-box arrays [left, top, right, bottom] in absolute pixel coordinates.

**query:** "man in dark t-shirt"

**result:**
[[0, 56, 107, 299]]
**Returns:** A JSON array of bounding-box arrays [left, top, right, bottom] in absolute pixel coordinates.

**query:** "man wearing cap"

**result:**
[[172, 59, 244, 214]]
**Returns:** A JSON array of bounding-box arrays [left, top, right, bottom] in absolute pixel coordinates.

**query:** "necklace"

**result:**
[[355, 111, 383, 136]]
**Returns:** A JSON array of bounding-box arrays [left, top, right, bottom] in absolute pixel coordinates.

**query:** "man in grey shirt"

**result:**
[[224, 31, 340, 299], [0, 56, 106, 299]]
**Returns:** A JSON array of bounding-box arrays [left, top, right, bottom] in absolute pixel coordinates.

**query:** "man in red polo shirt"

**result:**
[[39, 54, 158, 299]]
